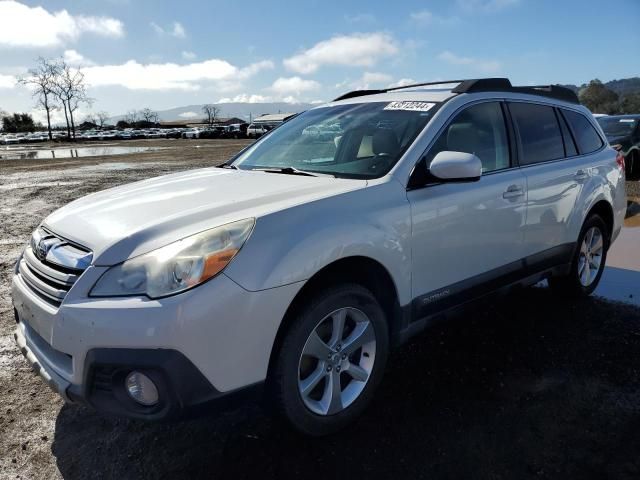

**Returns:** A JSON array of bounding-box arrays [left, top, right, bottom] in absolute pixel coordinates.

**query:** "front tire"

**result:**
[[269, 284, 389, 436], [549, 214, 609, 296]]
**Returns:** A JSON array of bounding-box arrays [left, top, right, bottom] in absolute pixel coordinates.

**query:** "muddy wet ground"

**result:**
[[1, 140, 639, 479]]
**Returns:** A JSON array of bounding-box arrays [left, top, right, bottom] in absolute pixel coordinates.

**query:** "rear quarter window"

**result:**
[[509, 103, 564, 165], [562, 109, 604, 154]]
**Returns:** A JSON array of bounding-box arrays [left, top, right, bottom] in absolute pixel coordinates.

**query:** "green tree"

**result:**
[[619, 92, 640, 114], [2, 113, 36, 133], [579, 79, 619, 114]]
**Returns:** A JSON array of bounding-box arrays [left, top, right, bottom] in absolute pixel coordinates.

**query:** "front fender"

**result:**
[[224, 180, 413, 306]]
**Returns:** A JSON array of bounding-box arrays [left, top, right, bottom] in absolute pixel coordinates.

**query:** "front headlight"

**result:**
[[90, 218, 254, 299]]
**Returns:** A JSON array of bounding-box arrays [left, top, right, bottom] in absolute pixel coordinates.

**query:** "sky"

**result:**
[[0, 0, 638, 123]]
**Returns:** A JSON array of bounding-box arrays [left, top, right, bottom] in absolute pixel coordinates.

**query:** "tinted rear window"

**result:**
[[562, 110, 604, 154], [510, 103, 564, 165], [558, 111, 578, 157]]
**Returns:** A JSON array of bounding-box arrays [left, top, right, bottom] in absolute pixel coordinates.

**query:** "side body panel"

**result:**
[[407, 169, 528, 301]]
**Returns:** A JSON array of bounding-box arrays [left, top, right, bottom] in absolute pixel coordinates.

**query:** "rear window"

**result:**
[[510, 103, 564, 165], [557, 112, 578, 157], [562, 110, 604, 154]]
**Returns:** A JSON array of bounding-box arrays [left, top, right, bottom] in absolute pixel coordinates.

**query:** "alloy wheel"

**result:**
[[297, 307, 376, 416], [578, 226, 604, 287]]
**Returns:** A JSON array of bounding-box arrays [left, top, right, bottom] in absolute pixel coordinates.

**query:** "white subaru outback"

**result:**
[[12, 78, 627, 435]]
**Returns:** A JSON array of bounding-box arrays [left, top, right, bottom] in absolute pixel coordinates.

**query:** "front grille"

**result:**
[[18, 229, 91, 307]]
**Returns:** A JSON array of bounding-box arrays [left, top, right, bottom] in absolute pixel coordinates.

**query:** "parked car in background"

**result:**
[[597, 114, 640, 177], [247, 123, 269, 138], [12, 78, 626, 436], [182, 127, 203, 139]]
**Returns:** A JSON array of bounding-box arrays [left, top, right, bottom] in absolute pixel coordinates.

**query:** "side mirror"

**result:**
[[428, 151, 482, 181]]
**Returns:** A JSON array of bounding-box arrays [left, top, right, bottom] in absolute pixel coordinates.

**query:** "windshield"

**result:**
[[597, 117, 638, 137], [232, 101, 440, 179]]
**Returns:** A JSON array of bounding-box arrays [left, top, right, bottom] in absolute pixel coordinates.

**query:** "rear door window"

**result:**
[[562, 109, 604, 154], [509, 102, 564, 165]]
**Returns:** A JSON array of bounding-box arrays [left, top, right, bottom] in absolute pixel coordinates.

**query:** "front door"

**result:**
[[407, 101, 527, 316]]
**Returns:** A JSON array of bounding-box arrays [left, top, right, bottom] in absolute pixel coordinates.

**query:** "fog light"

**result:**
[[125, 371, 159, 406]]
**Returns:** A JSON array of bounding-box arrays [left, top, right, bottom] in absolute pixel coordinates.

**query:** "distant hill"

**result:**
[[110, 101, 314, 124], [562, 77, 640, 96]]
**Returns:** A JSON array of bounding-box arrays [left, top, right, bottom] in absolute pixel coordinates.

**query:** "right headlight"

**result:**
[[90, 218, 254, 299]]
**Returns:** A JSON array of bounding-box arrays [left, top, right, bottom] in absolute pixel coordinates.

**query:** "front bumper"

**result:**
[[12, 267, 303, 419], [15, 317, 263, 419]]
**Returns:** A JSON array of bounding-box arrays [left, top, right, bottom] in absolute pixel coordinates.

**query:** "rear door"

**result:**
[[407, 101, 528, 313], [509, 102, 601, 260]]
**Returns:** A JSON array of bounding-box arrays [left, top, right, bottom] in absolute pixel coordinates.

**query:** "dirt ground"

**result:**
[[1, 139, 640, 479]]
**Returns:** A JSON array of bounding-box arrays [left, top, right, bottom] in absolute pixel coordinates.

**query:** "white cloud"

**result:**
[[151, 21, 186, 38], [0, 74, 16, 88], [0, 1, 124, 48], [171, 22, 186, 38], [181, 51, 196, 60], [387, 78, 417, 88], [218, 94, 273, 104], [178, 111, 199, 118], [457, 0, 520, 12], [270, 76, 321, 95], [150, 22, 164, 35], [63, 49, 93, 66], [283, 32, 398, 74], [350, 71, 393, 89], [344, 13, 376, 24], [237, 60, 274, 79], [409, 10, 459, 26], [437, 51, 501, 73], [361, 72, 392, 85], [82, 58, 271, 91]]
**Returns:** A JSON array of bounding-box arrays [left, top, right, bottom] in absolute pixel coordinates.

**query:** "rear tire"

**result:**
[[268, 284, 389, 436], [549, 214, 609, 297]]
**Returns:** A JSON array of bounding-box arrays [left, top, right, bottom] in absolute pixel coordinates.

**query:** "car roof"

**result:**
[[325, 78, 580, 109]]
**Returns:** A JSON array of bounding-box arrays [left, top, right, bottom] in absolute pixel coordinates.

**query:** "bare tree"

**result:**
[[84, 113, 97, 125], [140, 108, 159, 124], [125, 110, 139, 125], [202, 104, 220, 125], [96, 111, 110, 128], [19, 57, 58, 140], [52, 59, 92, 139]]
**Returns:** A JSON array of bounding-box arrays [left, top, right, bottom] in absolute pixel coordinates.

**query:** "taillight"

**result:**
[[616, 151, 625, 172]]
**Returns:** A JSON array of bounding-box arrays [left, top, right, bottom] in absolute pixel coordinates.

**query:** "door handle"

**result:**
[[575, 169, 588, 181], [503, 184, 524, 199]]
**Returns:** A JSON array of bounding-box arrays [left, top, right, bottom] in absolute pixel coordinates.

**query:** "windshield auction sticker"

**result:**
[[384, 101, 436, 112]]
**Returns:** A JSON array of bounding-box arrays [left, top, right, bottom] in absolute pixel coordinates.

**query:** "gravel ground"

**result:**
[[1, 140, 640, 479]]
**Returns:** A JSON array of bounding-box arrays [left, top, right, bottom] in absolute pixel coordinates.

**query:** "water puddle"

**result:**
[[0, 146, 166, 160], [594, 196, 640, 306]]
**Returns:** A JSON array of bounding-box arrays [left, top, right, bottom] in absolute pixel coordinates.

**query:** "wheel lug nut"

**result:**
[[336, 367, 341, 372], [342, 354, 346, 360], [326, 366, 332, 372]]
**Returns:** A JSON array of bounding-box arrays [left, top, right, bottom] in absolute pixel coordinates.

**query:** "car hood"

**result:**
[[44, 167, 366, 265]]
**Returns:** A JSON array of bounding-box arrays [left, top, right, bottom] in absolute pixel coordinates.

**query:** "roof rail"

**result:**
[[333, 89, 385, 101], [333, 77, 580, 104]]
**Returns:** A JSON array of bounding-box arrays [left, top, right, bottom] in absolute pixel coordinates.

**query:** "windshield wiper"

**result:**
[[217, 163, 238, 169], [253, 166, 321, 177]]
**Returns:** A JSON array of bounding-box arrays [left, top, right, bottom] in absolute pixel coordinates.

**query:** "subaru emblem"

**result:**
[[35, 239, 50, 261]]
